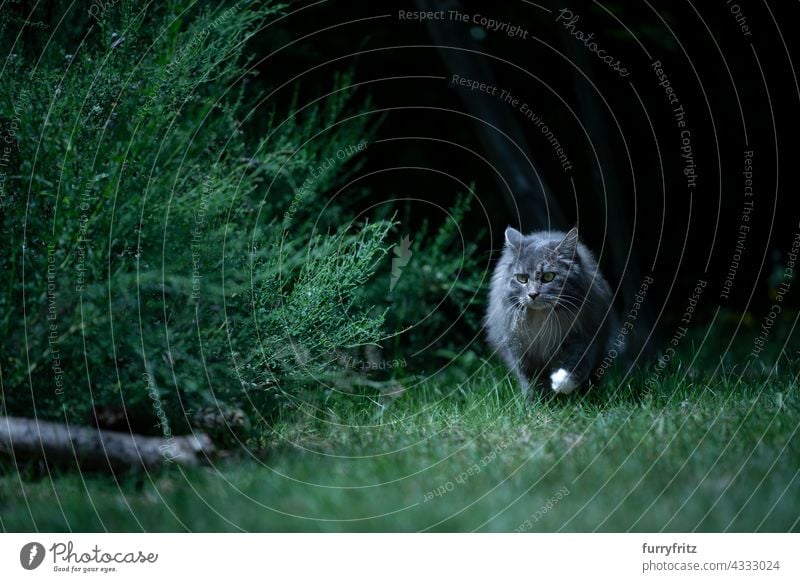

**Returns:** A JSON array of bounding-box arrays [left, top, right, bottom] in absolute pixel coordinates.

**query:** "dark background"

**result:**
[[248, 0, 799, 341]]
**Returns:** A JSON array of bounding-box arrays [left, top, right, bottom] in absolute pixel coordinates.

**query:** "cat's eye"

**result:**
[[515, 274, 529, 284], [541, 271, 556, 282]]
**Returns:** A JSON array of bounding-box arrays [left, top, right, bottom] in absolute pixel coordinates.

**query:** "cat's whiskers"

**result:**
[[552, 295, 586, 321], [559, 293, 594, 308], [502, 297, 526, 325], [553, 293, 583, 309], [541, 294, 576, 315]]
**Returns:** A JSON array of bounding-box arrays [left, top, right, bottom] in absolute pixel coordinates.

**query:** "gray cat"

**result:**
[[485, 226, 614, 395]]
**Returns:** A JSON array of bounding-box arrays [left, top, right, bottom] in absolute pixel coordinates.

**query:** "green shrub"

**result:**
[[360, 194, 489, 379], [0, 0, 391, 435]]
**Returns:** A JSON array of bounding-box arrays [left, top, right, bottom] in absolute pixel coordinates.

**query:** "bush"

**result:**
[[360, 194, 489, 378], [0, 0, 391, 436]]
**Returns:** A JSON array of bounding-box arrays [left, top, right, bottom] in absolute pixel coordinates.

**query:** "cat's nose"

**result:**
[[528, 292, 540, 300]]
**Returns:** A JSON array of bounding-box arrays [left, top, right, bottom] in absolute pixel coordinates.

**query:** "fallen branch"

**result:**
[[0, 416, 214, 471]]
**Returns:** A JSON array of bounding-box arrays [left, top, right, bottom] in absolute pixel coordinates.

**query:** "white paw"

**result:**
[[550, 368, 579, 394]]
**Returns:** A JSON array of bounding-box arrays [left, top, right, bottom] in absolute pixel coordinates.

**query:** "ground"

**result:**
[[2, 361, 798, 532]]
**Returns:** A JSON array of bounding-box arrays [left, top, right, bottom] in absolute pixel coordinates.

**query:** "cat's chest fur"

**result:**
[[508, 309, 570, 365]]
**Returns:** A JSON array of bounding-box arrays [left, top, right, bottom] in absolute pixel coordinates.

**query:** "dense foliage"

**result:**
[[0, 0, 487, 438]]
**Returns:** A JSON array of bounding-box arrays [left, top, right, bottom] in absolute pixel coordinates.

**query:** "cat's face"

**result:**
[[501, 227, 579, 311]]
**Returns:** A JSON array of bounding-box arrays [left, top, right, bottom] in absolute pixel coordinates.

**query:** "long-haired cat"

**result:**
[[485, 226, 614, 395]]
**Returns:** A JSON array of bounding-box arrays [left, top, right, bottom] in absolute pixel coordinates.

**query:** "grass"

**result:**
[[2, 356, 798, 532]]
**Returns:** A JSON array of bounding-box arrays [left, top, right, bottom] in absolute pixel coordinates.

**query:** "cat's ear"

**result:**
[[504, 227, 524, 247], [555, 227, 579, 257]]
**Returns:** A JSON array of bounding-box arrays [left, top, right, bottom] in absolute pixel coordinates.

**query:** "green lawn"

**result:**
[[2, 360, 798, 532]]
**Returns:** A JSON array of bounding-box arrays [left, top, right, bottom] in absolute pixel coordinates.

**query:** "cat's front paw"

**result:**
[[550, 368, 579, 394]]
